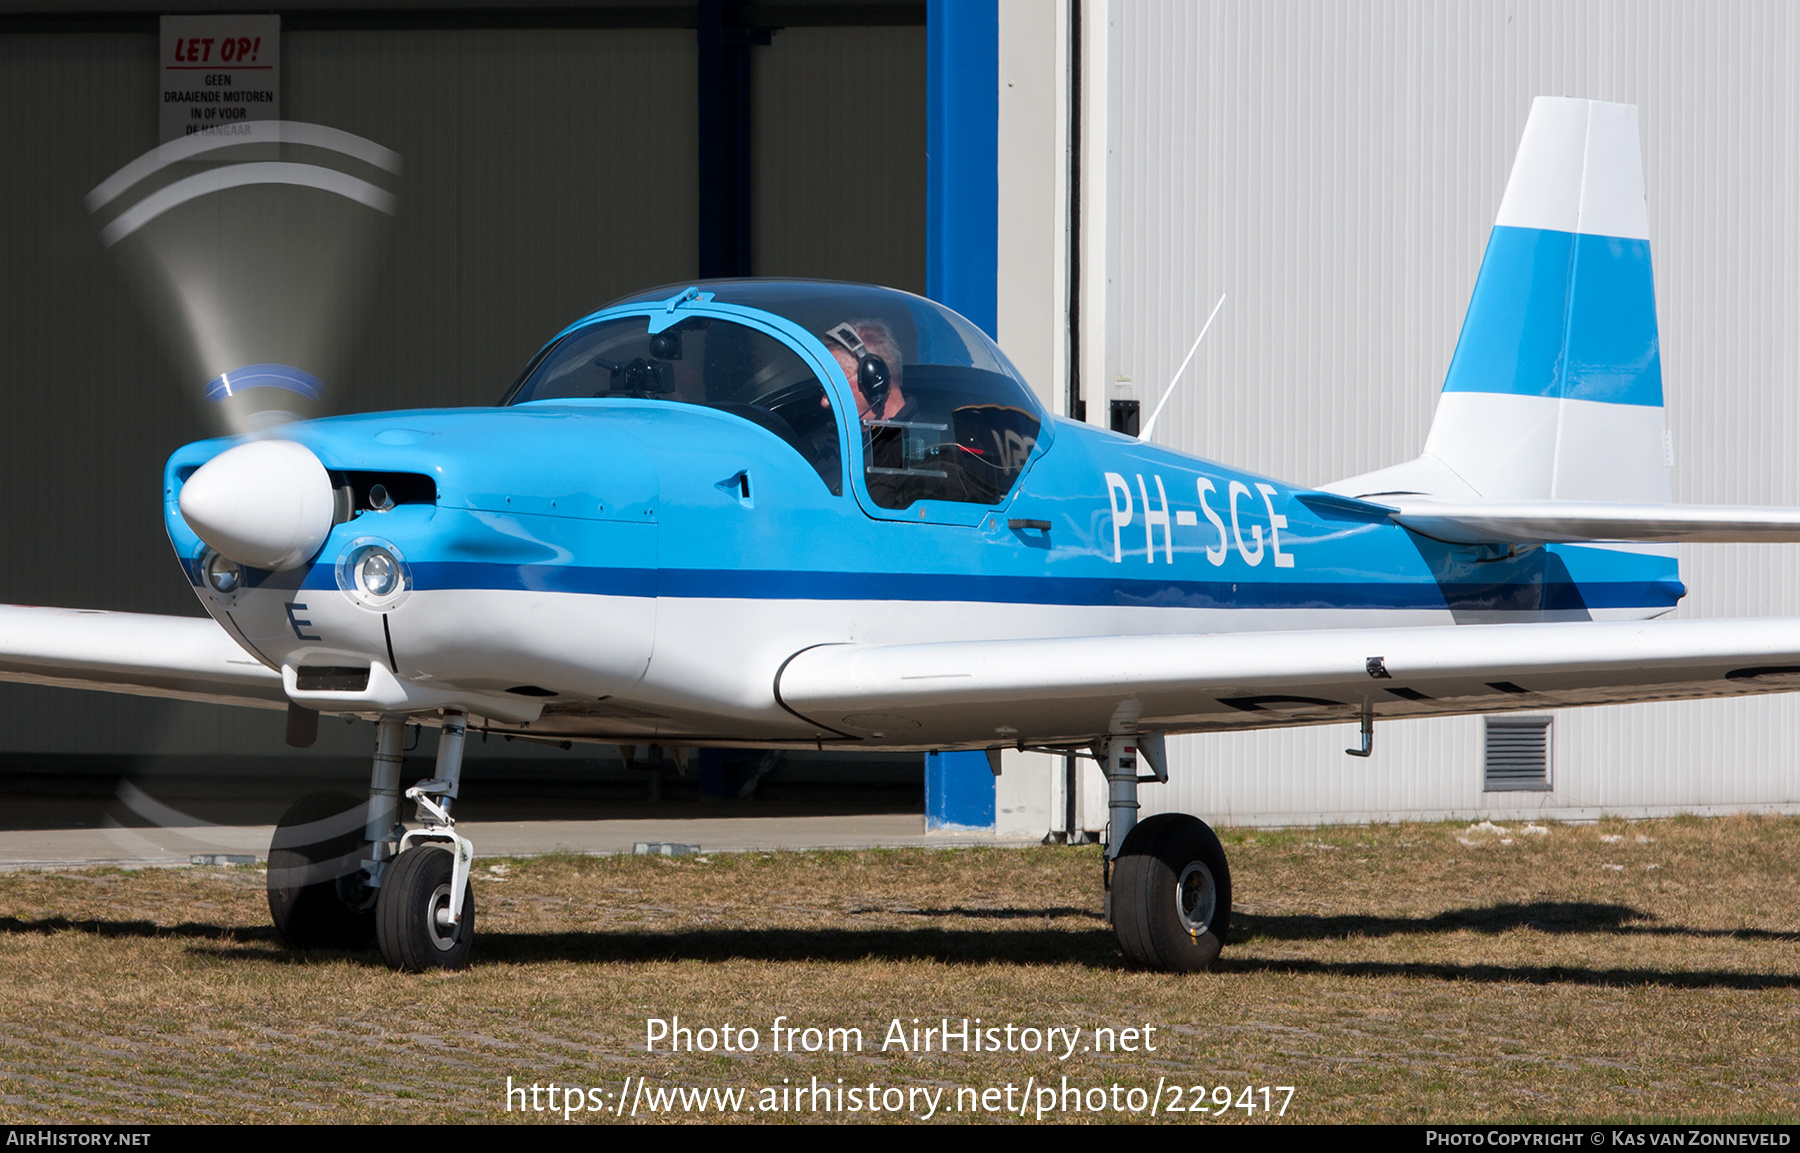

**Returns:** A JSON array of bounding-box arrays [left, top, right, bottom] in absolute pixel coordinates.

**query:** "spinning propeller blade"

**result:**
[[86, 122, 400, 437]]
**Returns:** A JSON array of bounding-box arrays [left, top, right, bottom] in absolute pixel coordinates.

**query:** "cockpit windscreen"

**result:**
[[605, 281, 1048, 509], [502, 315, 842, 494]]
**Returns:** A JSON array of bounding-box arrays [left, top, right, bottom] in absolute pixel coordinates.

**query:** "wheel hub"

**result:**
[[1175, 861, 1216, 936], [336, 870, 378, 914], [427, 881, 459, 950]]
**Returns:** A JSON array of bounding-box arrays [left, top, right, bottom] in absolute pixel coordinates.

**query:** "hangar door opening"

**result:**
[[0, 6, 924, 764], [748, 23, 926, 295]]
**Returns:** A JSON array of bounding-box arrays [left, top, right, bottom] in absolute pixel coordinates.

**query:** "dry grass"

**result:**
[[0, 814, 1797, 1123]]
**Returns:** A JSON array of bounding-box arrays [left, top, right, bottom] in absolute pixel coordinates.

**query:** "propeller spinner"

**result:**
[[178, 438, 335, 571]]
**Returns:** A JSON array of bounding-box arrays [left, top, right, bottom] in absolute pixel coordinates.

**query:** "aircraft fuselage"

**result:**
[[163, 398, 1681, 748]]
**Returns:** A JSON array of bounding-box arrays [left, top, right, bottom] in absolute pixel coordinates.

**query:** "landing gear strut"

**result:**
[[1098, 736, 1233, 971], [375, 709, 476, 971], [267, 710, 478, 968], [266, 714, 407, 951]]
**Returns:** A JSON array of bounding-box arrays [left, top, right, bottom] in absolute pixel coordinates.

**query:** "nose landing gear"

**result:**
[[375, 708, 476, 971], [266, 708, 478, 971]]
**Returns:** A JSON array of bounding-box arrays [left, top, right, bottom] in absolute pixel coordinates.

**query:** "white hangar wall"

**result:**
[[993, 0, 1800, 828]]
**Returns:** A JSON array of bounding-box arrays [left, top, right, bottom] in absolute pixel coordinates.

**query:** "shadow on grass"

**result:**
[[180, 925, 1800, 988], [9, 902, 1800, 989], [849, 905, 1104, 921], [1234, 901, 1800, 944], [0, 913, 1126, 967], [471, 926, 1126, 966], [1220, 955, 1800, 990], [0, 914, 272, 942]]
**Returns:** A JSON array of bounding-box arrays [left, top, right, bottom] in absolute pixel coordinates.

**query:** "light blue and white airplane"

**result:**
[[9, 97, 1800, 972]]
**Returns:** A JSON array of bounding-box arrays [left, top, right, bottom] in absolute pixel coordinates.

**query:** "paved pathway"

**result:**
[[0, 813, 1038, 870]]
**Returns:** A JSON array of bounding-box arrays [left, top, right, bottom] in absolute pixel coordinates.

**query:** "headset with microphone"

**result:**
[[824, 322, 891, 415]]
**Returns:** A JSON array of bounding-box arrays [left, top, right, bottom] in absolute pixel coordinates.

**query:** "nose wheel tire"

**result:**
[[267, 791, 376, 951], [1111, 813, 1232, 972], [376, 844, 474, 971]]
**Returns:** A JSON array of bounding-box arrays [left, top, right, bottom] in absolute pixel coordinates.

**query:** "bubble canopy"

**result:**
[[608, 280, 1036, 389], [502, 281, 1048, 509]]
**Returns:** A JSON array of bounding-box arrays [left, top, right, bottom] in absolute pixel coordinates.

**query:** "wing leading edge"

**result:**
[[0, 605, 285, 710], [775, 618, 1800, 747]]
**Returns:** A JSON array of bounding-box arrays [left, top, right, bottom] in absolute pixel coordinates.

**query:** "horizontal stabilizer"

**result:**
[[1377, 499, 1800, 545]]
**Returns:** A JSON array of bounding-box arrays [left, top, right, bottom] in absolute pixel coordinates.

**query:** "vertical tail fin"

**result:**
[[1330, 97, 1670, 504]]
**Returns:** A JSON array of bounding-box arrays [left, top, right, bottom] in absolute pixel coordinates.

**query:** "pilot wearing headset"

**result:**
[[822, 319, 911, 424], [819, 319, 928, 505]]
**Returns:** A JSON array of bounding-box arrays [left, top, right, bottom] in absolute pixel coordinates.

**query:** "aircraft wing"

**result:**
[[0, 605, 286, 710], [1315, 494, 1800, 545], [775, 618, 1800, 746]]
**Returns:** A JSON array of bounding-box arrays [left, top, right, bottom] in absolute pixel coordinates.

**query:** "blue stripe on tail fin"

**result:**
[[1444, 226, 1661, 407]]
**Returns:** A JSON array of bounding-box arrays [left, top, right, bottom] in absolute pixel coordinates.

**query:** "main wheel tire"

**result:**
[[267, 791, 377, 950], [376, 844, 474, 971], [1111, 813, 1232, 971]]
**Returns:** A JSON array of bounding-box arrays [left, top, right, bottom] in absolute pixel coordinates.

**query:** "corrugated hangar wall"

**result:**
[[0, 12, 923, 759], [995, 0, 1800, 827]]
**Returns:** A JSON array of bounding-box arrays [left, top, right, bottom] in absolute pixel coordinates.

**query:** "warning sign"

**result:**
[[159, 14, 280, 143]]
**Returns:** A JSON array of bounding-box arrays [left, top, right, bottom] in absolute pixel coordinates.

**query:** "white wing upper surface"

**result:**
[[11, 605, 1800, 750], [0, 605, 285, 710], [775, 618, 1800, 746]]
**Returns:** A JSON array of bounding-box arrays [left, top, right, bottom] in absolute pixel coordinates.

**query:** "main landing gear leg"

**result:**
[[376, 708, 476, 971], [365, 715, 406, 881], [1099, 736, 1233, 972], [265, 716, 410, 951]]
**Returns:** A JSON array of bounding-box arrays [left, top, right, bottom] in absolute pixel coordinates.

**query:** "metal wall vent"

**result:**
[[1484, 716, 1552, 791]]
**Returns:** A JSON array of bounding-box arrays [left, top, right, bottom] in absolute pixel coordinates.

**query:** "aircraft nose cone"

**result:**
[[179, 439, 335, 571]]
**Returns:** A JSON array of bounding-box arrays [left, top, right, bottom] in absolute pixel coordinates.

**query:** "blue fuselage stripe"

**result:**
[[285, 561, 1677, 612]]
